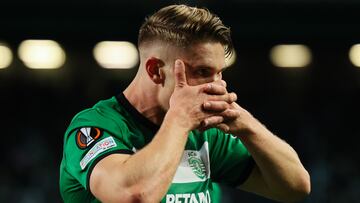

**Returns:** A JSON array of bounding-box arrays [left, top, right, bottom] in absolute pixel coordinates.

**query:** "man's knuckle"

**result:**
[[220, 86, 226, 94], [227, 94, 231, 102]]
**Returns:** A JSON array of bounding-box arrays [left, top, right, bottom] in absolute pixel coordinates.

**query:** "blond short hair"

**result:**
[[138, 4, 233, 56]]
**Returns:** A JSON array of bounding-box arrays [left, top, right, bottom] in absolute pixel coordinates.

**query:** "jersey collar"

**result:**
[[115, 93, 160, 135]]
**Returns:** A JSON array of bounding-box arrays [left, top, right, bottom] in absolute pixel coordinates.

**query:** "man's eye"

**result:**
[[196, 69, 210, 76]]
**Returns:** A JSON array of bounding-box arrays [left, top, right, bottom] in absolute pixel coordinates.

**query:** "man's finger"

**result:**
[[216, 123, 230, 132], [215, 80, 227, 88], [203, 83, 227, 95], [202, 116, 224, 128], [220, 109, 240, 120], [203, 101, 229, 112], [174, 59, 187, 88], [208, 92, 237, 103]]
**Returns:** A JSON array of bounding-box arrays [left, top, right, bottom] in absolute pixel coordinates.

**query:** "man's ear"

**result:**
[[145, 57, 165, 84]]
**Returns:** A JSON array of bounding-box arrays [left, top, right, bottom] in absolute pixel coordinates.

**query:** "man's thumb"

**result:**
[[174, 59, 187, 87]]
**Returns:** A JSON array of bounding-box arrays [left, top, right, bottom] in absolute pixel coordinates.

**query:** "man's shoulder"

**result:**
[[65, 96, 128, 135], [70, 97, 117, 121]]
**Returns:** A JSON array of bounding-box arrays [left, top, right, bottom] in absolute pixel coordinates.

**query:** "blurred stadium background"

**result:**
[[1, 0, 360, 202]]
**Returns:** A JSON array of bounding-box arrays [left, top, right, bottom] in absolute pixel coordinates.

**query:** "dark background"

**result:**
[[1, 0, 360, 202]]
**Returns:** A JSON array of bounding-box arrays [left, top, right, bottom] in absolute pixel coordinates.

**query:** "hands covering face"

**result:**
[[169, 59, 250, 135]]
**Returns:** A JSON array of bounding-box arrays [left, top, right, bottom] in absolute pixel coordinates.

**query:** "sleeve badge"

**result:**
[[76, 127, 103, 149]]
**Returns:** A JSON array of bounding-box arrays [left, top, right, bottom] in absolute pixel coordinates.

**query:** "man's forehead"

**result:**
[[181, 42, 226, 69]]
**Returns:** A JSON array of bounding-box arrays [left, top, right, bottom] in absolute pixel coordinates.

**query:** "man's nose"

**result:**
[[209, 76, 226, 88], [211, 72, 223, 83]]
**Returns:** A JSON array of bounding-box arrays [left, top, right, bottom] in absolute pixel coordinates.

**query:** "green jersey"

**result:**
[[59, 94, 254, 203]]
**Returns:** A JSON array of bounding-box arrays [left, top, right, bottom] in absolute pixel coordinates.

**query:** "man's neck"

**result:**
[[123, 79, 166, 126]]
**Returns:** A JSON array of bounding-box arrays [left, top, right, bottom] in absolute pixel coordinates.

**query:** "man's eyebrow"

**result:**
[[195, 65, 213, 69], [183, 61, 194, 69], [184, 62, 227, 72], [185, 63, 211, 70], [194, 65, 222, 70]]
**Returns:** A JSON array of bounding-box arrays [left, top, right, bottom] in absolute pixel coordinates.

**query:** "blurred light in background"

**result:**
[[225, 50, 237, 68], [349, 44, 360, 67], [18, 40, 66, 69], [93, 41, 138, 69], [270, 44, 312, 68], [0, 43, 13, 69]]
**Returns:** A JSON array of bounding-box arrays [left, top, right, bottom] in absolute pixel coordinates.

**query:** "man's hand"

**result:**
[[202, 89, 311, 202], [168, 59, 237, 131], [201, 100, 255, 136]]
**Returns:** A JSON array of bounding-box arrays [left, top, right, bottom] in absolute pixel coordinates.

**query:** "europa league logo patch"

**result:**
[[76, 127, 103, 149]]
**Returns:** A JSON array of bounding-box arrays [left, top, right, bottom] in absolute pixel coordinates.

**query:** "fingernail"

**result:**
[[231, 93, 237, 101], [207, 84, 212, 89], [175, 60, 181, 66], [204, 102, 211, 108]]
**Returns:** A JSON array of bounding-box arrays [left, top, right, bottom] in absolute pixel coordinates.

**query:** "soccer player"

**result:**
[[60, 4, 310, 203]]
